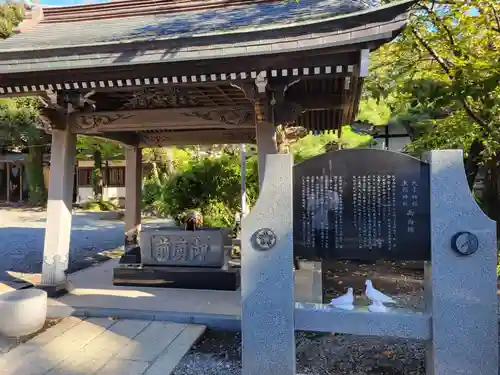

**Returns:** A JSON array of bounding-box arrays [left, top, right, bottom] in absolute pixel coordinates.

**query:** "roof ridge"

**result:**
[[42, 0, 277, 24], [0, 0, 413, 54], [44, 0, 190, 13]]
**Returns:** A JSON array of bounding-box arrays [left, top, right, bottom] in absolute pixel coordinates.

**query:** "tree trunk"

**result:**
[[92, 149, 103, 199], [104, 160, 109, 189], [165, 147, 174, 175], [482, 155, 500, 235], [150, 161, 161, 184], [26, 145, 46, 206], [464, 138, 484, 190]]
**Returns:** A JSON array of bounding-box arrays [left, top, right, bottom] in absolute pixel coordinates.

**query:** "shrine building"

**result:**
[[0, 0, 415, 294]]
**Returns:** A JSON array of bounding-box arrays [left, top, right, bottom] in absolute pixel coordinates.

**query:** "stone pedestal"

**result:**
[[113, 226, 239, 290], [113, 266, 240, 290]]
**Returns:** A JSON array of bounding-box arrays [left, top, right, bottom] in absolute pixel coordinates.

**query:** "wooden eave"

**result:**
[[0, 0, 416, 144], [0, 0, 414, 89]]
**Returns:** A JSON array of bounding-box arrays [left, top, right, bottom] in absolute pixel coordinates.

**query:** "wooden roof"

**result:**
[[0, 0, 414, 77], [0, 0, 416, 142]]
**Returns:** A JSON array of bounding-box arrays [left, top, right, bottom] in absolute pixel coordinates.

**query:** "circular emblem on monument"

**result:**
[[251, 228, 277, 251], [451, 231, 479, 256]]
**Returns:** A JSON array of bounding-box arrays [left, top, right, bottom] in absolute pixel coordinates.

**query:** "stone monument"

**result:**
[[115, 225, 239, 290], [241, 149, 498, 375]]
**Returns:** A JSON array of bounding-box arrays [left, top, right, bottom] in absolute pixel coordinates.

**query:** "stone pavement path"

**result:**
[[0, 317, 206, 375], [0, 209, 125, 281]]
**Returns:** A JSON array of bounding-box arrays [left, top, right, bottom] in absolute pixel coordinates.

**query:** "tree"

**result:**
[[0, 3, 24, 39], [0, 97, 50, 205], [361, 0, 499, 216], [0, 3, 50, 205], [76, 136, 123, 199]]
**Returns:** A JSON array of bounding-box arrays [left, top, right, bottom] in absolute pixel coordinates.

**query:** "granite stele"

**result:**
[[241, 149, 498, 375]]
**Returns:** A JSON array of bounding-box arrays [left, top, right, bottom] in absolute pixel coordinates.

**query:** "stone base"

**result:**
[[36, 280, 71, 298], [119, 246, 141, 264], [113, 265, 240, 291]]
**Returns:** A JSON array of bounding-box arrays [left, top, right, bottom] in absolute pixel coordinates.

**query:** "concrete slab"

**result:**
[[47, 259, 241, 318], [46, 258, 321, 323], [0, 316, 206, 375]]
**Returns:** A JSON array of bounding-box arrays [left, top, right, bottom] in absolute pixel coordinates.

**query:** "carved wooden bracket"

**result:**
[[72, 113, 135, 133], [267, 81, 305, 125], [39, 107, 68, 132], [272, 101, 304, 125], [229, 82, 258, 102], [181, 108, 251, 125]]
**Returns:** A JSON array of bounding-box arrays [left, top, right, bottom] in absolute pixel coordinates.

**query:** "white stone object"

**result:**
[[368, 300, 388, 313], [0, 289, 48, 337], [328, 287, 354, 310], [364, 279, 396, 304]]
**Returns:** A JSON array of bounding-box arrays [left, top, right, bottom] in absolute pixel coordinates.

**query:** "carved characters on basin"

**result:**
[[151, 235, 214, 264], [141, 229, 230, 267], [152, 235, 209, 263]]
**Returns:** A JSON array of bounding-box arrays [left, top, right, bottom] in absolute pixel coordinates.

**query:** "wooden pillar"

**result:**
[[40, 128, 76, 295], [6, 163, 10, 203], [124, 146, 142, 252], [255, 99, 277, 189]]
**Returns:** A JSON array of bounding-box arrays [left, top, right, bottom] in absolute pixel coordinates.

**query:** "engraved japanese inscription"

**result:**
[[140, 227, 231, 267], [293, 149, 431, 261]]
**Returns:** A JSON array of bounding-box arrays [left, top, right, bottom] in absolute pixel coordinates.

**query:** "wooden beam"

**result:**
[[97, 132, 140, 147], [140, 128, 256, 147], [287, 93, 344, 109], [69, 106, 254, 134]]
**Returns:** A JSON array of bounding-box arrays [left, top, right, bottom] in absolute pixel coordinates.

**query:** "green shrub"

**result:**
[[143, 154, 259, 228], [81, 199, 118, 212], [141, 126, 371, 228]]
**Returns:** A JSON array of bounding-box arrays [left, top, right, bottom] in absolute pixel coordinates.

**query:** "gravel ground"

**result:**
[[173, 264, 428, 375], [173, 330, 426, 375], [0, 208, 125, 280], [173, 290, 427, 375], [0, 209, 495, 373], [172, 263, 495, 375]]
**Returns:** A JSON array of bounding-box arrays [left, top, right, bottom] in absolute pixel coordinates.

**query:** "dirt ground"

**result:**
[[322, 260, 424, 302], [174, 261, 430, 375]]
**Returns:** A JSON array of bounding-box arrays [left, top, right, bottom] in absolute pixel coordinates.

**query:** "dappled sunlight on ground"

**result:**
[[69, 288, 156, 298], [0, 317, 205, 375]]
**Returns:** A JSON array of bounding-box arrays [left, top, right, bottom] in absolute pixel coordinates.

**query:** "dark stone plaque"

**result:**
[[293, 149, 431, 261]]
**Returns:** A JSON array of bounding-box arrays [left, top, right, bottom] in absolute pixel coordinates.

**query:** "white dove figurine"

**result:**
[[368, 300, 388, 313], [328, 287, 354, 310], [365, 280, 396, 304]]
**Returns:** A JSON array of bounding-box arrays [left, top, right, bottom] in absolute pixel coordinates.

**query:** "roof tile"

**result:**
[[0, 0, 378, 51]]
